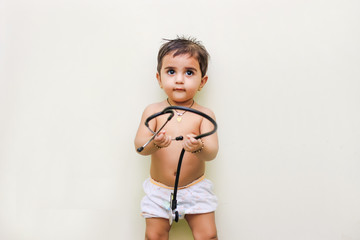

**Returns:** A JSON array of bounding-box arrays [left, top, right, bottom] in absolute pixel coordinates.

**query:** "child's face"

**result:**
[[156, 53, 208, 104]]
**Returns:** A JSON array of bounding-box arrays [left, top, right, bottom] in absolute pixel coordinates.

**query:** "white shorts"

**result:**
[[141, 176, 217, 220]]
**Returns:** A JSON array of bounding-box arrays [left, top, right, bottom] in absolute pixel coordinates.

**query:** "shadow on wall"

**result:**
[[169, 220, 193, 239]]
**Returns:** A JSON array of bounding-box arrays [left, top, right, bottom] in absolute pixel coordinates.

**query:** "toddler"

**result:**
[[134, 37, 219, 240]]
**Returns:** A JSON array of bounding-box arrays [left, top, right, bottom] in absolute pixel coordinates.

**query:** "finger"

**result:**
[[164, 135, 172, 147], [186, 135, 199, 145], [183, 140, 194, 152], [187, 134, 200, 144], [154, 131, 165, 140], [191, 138, 199, 144], [186, 134, 197, 139]]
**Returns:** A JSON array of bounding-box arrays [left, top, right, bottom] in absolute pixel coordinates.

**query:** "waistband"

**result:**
[[150, 175, 205, 190]]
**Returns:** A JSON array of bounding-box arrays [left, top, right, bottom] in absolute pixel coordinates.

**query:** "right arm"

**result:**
[[134, 104, 172, 156]]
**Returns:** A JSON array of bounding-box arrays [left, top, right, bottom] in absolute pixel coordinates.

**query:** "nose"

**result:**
[[175, 74, 184, 84]]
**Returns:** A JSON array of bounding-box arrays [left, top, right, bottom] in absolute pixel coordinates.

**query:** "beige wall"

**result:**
[[1, 0, 360, 239]]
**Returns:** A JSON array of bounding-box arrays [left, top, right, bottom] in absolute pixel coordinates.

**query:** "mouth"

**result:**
[[174, 88, 185, 91]]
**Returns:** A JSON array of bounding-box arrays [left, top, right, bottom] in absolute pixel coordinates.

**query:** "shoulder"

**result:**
[[194, 103, 216, 119], [142, 101, 168, 116]]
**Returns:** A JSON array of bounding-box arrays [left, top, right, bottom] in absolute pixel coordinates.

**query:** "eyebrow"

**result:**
[[185, 67, 198, 72], [164, 66, 198, 72], [164, 66, 175, 70]]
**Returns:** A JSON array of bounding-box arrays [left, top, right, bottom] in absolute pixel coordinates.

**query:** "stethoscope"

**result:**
[[137, 105, 217, 223]]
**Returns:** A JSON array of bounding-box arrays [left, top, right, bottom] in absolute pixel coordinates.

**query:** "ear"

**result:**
[[198, 75, 208, 91], [156, 72, 163, 88]]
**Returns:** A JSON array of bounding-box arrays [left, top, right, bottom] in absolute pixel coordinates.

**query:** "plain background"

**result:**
[[1, 0, 360, 239]]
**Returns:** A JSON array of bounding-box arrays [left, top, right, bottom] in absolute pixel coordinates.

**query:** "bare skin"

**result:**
[[144, 213, 218, 240], [135, 100, 218, 186], [135, 53, 219, 239]]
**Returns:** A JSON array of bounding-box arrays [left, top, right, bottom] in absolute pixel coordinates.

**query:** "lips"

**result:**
[[174, 88, 185, 91]]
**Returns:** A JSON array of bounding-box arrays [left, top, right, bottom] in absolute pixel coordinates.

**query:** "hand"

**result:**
[[153, 130, 172, 149], [183, 134, 204, 153]]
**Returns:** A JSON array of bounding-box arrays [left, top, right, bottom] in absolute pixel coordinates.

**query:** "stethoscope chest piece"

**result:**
[[169, 193, 180, 224]]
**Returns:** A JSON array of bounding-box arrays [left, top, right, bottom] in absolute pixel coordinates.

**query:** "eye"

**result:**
[[186, 70, 194, 76], [167, 69, 175, 75]]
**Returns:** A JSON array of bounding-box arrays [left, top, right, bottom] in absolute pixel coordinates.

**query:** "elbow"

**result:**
[[135, 145, 144, 154], [134, 141, 151, 156], [134, 140, 145, 155], [205, 149, 218, 161], [135, 146, 148, 156]]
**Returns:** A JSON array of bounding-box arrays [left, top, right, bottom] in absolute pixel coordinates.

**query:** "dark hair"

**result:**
[[157, 36, 210, 77]]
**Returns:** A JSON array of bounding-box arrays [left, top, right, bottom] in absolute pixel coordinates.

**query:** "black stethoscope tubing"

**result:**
[[137, 106, 218, 222]]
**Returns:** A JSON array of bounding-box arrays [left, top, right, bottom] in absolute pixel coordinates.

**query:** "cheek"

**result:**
[[162, 81, 172, 89], [162, 83, 174, 94], [186, 84, 199, 95], [187, 79, 202, 89]]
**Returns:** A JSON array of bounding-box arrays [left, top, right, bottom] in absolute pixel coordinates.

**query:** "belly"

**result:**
[[150, 145, 205, 187]]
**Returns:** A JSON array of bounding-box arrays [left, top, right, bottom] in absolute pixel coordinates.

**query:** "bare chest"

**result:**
[[155, 113, 202, 138]]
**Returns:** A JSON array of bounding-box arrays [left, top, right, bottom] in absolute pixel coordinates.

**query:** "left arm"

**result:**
[[183, 109, 219, 161]]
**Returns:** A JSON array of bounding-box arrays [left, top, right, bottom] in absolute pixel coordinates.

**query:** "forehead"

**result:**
[[161, 52, 200, 69]]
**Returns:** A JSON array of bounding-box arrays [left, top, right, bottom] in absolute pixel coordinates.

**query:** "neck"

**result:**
[[167, 98, 194, 107]]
